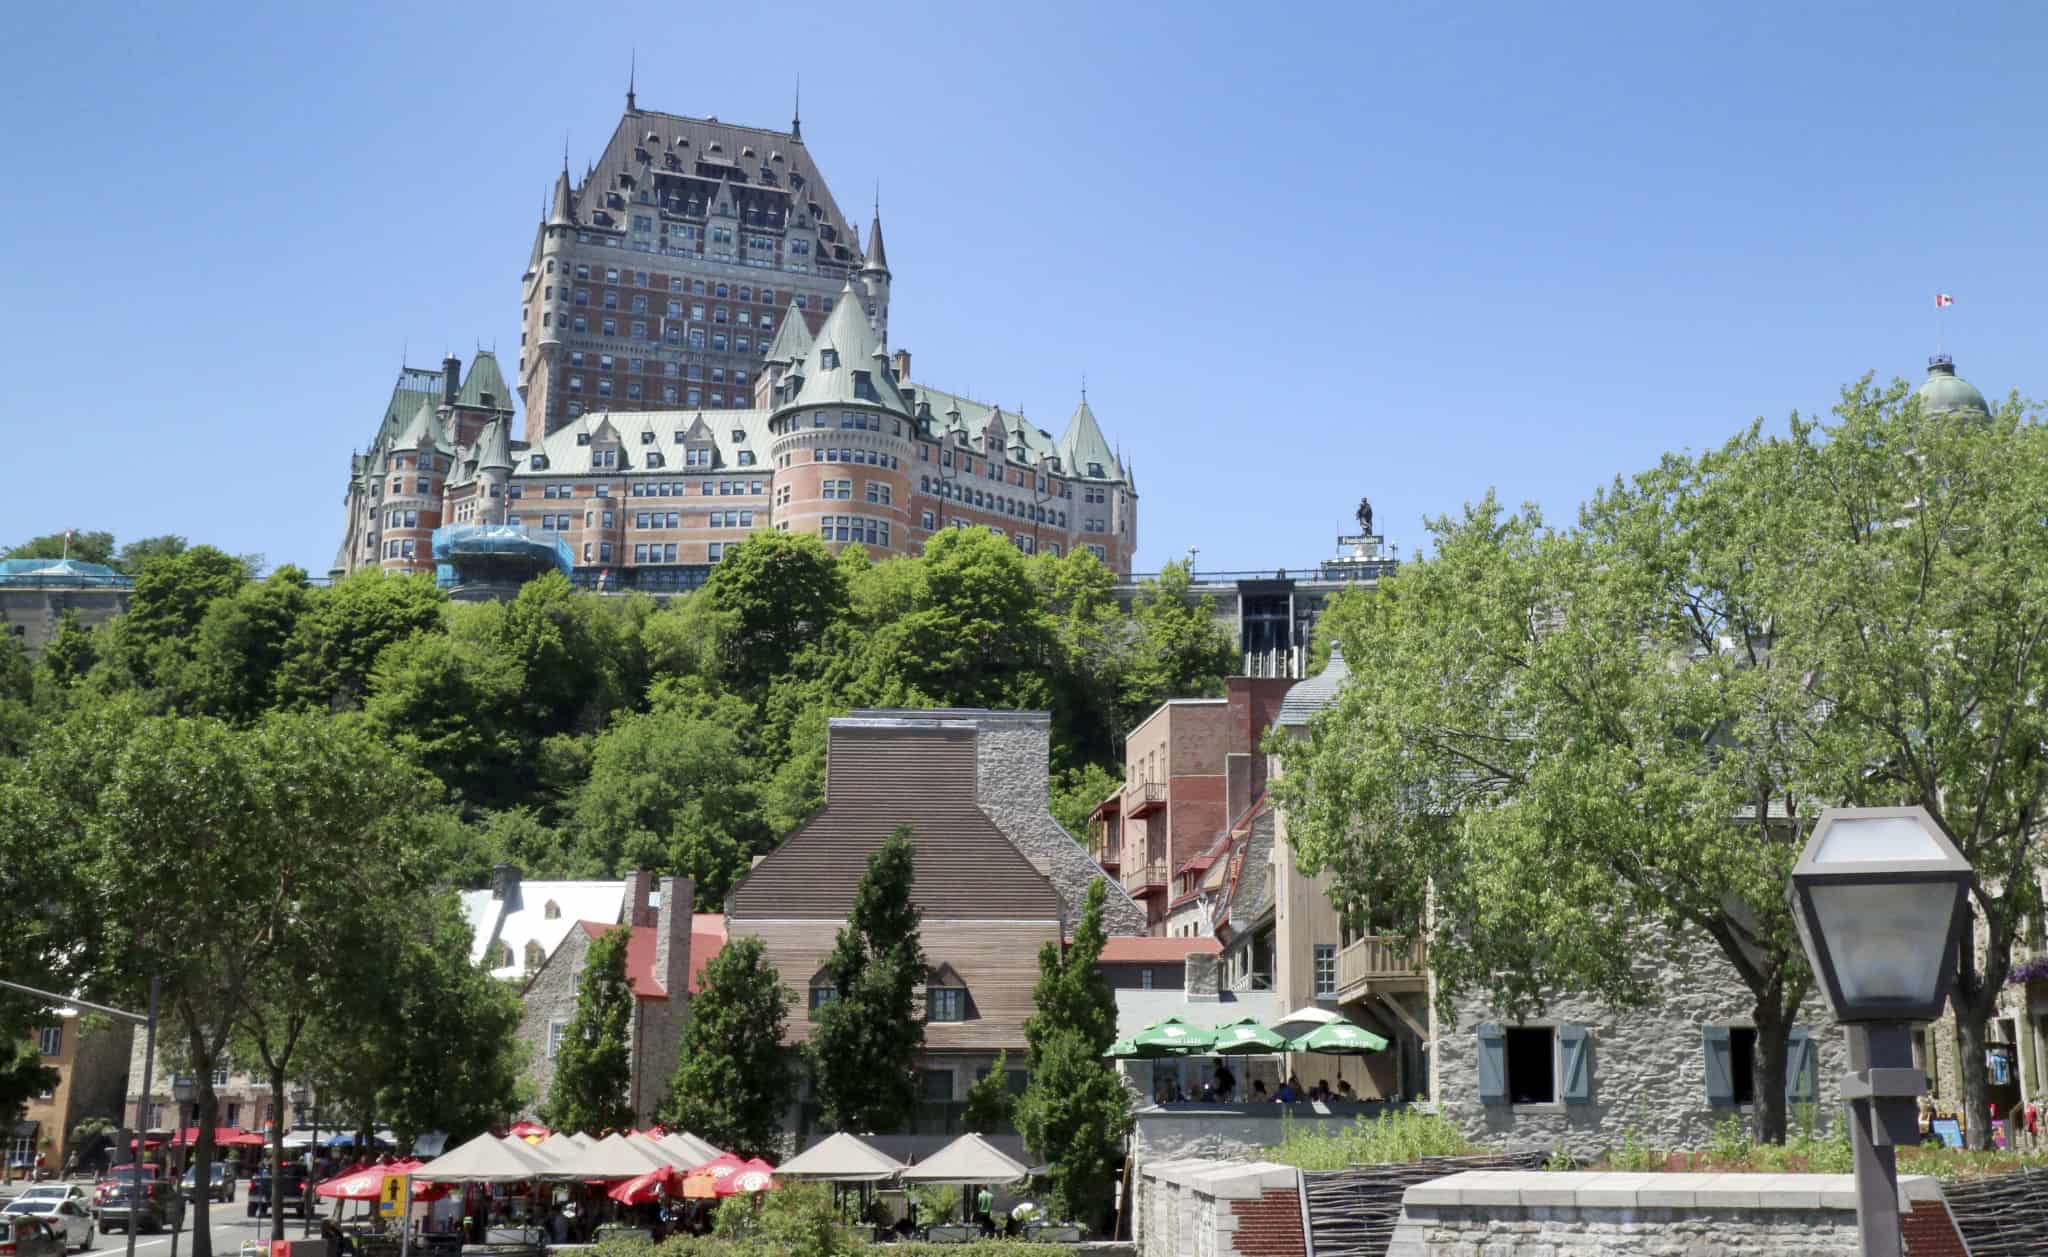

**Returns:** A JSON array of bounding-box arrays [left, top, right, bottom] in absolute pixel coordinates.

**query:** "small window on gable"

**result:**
[[524, 940, 545, 972], [925, 963, 971, 1023], [544, 900, 561, 920], [490, 941, 513, 969]]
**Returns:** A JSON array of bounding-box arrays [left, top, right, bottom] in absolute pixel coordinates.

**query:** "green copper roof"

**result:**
[[1058, 398, 1123, 481], [777, 284, 911, 416], [394, 398, 451, 452], [761, 300, 814, 364], [457, 351, 514, 412], [1916, 356, 1990, 419], [475, 418, 514, 471]]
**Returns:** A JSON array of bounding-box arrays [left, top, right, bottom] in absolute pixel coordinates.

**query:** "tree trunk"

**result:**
[[1956, 996, 1995, 1151], [191, 1074, 216, 1257], [267, 1066, 287, 1244], [1751, 991, 1792, 1145]]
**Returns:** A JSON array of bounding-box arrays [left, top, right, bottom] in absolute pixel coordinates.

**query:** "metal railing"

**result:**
[[1130, 860, 1168, 892]]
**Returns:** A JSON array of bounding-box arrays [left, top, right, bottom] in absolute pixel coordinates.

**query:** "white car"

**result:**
[[2, 1197, 93, 1251], [11, 1187, 89, 1208]]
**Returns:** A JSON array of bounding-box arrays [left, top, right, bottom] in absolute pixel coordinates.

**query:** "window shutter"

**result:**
[[1786, 1026, 1817, 1104], [1558, 1024, 1592, 1104], [1477, 1023, 1507, 1104], [1703, 1026, 1735, 1105]]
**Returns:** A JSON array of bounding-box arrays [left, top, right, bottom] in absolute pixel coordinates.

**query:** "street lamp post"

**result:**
[[0, 977, 158, 1257], [1788, 805, 1974, 1257], [167, 1076, 194, 1257]]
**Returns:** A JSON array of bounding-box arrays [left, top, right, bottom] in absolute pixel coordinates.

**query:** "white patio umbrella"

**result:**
[[775, 1132, 903, 1182], [659, 1133, 723, 1168], [411, 1131, 553, 1182], [527, 1133, 585, 1169], [899, 1134, 1029, 1186], [625, 1130, 699, 1169], [1268, 1006, 1347, 1040], [545, 1132, 667, 1180]]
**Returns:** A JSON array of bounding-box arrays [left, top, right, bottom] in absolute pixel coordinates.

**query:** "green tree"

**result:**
[[113, 535, 189, 574], [962, 1051, 1015, 1136], [658, 935, 794, 1159], [174, 567, 311, 719], [364, 632, 524, 801], [275, 570, 447, 710], [450, 573, 628, 739], [3, 531, 116, 565], [808, 827, 927, 1133], [1774, 377, 2048, 1147], [1050, 763, 1120, 844], [1119, 558, 1236, 731], [542, 926, 635, 1133], [1015, 878, 1128, 1231], [572, 688, 765, 904], [39, 610, 96, 688], [700, 532, 849, 695], [105, 545, 248, 688]]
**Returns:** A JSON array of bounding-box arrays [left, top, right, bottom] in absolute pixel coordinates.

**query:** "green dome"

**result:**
[[1916, 356, 1990, 419]]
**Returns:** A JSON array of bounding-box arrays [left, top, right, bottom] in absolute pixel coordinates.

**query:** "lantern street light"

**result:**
[[1788, 805, 1974, 1257]]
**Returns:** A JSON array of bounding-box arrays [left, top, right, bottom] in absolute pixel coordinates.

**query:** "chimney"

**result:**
[[442, 353, 461, 406], [653, 875, 695, 1000], [623, 870, 656, 928], [893, 348, 911, 383], [490, 863, 520, 902]]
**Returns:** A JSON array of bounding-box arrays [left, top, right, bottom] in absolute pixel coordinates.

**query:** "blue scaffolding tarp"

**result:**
[[429, 525, 572, 588], [0, 558, 132, 588]]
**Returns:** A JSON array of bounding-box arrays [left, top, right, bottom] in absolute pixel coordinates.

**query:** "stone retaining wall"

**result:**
[[1134, 1158, 1306, 1257], [1386, 1169, 1960, 1257]]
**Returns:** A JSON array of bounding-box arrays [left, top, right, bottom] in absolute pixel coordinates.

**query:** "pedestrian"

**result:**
[[1212, 1062, 1236, 1103], [976, 1184, 995, 1236], [1273, 1078, 1298, 1103], [1251, 1079, 1268, 1101], [1337, 1080, 1355, 1101]]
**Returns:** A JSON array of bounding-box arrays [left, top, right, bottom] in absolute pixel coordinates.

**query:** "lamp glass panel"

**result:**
[[1810, 816, 1944, 864], [1808, 881, 1951, 1007]]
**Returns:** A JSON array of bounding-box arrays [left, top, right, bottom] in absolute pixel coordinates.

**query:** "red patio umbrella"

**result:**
[[316, 1160, 450, 1202], [680, 1153, 746, 1200], [606, 1163, 677, 1205], [168, 1127, 256, 1148], [506, 1121, 550, 1143], [726, 1159, 775, 1196]]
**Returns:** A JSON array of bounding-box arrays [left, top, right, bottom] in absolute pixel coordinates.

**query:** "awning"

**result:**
[[900, 1133, 1029, 1187], [775, 1132, 902, 1183]]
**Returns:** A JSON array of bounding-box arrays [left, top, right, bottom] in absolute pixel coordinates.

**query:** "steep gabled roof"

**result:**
[[1058, 398, 1122, 482], [394, 398, 451, 452], [476, 418, 514, 472], [778, 285, 911, 416], [762, 300, 815, 365]]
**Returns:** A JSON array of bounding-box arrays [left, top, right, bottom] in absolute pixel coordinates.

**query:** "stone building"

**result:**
[[16, 1018, 133, 1172], [512, 871, 716, 1125], [0, 559, 131, 658], [726, 708, 1138, 1139], [335, 98, 1138, 590]]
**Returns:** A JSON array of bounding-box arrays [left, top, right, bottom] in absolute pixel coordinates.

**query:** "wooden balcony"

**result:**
[[1128, 781, 1167, 818], [1096, 846, 1122, 874], [1336, 934, 1427, 999], [1130, 860, 1169, 895]]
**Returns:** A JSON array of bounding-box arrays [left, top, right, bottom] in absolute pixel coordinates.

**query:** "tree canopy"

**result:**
[[808, 826, 927, 1134], [658, 935, 793, 1159], [541, 926, 636, 1133]]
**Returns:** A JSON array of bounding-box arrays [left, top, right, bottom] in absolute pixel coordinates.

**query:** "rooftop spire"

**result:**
[[864, 190, 889, 274], [626, 50, 637, 112], [792, 74, 802, 140]]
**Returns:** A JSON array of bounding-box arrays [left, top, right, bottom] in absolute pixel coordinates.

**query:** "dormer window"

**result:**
[[530, 455, 549, 470], [820, 348, 840, 369], [524, 941, 545, 972], [577, 433, 592, 446], [925, 964, 971, 1023], [640, 431, 655, 444], [490, 941, 513, 969], [809, 970, 839, 1017], [544, 900, 560, 920], [731, 429, 746, 443], [647, 452, 664, 467]]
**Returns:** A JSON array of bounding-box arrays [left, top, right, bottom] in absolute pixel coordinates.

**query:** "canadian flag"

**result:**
[[1935, 293, 1955, 308]]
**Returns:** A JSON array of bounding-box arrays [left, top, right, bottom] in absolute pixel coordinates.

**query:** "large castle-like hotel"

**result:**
[[334, 94, 1137, 589]]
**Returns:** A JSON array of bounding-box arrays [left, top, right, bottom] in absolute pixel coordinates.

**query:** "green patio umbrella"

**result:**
[[1210, 1017, 1289, 1055], [1130, 1015, 1216, 1056], [1287, 1021, 1389, 1056]]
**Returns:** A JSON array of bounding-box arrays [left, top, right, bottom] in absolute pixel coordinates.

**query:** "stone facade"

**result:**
[[0, 585, 129, 657], [1431, 927, 1850, 1160], [1385, 1170, 1960, 1257], [1134, 1158, 1306, 1257]]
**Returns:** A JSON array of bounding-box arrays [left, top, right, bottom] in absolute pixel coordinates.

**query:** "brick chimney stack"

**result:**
[[491, 863, 520, 902], [654, 876, 695, 1002], [623, 870, 656, 927], [893, 348, 912, 383]]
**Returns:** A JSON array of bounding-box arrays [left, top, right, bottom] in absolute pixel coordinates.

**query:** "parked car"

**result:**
[[0, 1215, 68, 1257], [245, 1165, 308, 1219], [2, 1197, 92, 1252], [178, 1164, 235, 1204], [93, 1182, 181, 1235], [9, 1188, 88, 1209]]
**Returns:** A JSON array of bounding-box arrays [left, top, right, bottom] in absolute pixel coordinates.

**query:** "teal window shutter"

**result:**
[[1786, 1027, 1817, 1104], [1558, 1024, 1591, 1104], [1477, 1023, 1507, 1104], [1703, 1026, 1735, 1105]]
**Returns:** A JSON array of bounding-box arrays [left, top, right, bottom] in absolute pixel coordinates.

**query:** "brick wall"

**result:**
[[1228, 1189, 1306, 1257]]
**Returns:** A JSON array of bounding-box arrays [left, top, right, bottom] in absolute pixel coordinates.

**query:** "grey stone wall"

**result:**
[[632, 875, 693, 1123], [1134, 1103, 1395, 1164], [944, 709, 1147, 936], [1391, 1201, 1863, 1257], [1431, 925, 1849, 1160], [517, 927, 591, 1110], [0, 587, 129, 657]]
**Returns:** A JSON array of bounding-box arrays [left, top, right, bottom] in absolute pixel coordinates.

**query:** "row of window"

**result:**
[[541, 311, 765, 357], [818, 480, 894, 505], [1475, 1023, 1819, 1108], [567, 352, 753, 388], [818, 515, 890, 548], [919, 476, 1067, 526], [553, 262, 784, 307], [810, 982, 966, 1023]]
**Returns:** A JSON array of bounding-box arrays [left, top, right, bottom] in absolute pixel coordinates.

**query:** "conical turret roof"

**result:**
[[548, 168, 576, 227], [395, 398, 451, 452], [762, 301, 815, 364], [864, 211, 889, 273], [779, 284, 909, 415], [476, 418, 514, 471], [1058, 397, 1121, 480]]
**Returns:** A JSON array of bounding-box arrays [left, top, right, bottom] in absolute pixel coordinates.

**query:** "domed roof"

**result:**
[[1916, 356, 1990, 419]]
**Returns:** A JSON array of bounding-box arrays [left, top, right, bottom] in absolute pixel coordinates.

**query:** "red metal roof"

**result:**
[[1096, 936, 1220, 963], [575, 913, 729, 998], [688, 913, 727, 996]]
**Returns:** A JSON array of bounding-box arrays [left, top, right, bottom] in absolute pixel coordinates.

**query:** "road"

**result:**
[[99, 1205, 323, 1257]]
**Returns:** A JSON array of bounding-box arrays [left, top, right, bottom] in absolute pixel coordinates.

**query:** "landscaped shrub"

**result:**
[[1263, 1107, 1474, 1169]]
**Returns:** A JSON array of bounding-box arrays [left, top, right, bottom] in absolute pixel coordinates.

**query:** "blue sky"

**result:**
[[2, 2, 2043, 574]]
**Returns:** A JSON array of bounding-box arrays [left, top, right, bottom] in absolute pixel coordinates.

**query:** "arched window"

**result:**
[[524, 941, 545, 972], [808, 966, 839, 1018], [544, 900, 561, 920]]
